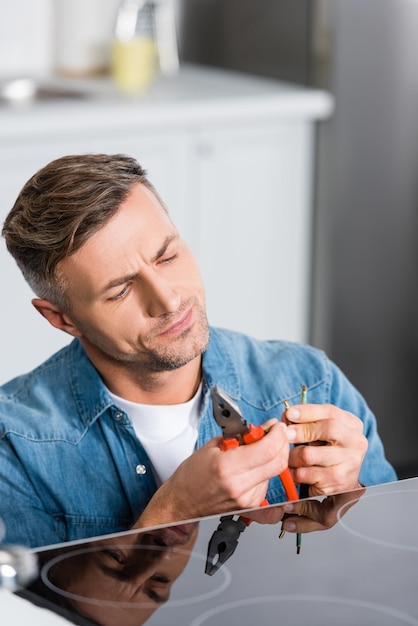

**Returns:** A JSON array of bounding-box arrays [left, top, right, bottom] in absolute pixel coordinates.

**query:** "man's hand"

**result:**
[[280, 487, 366, 534], [134, 418, 292, 529], [236, 486, 366, 531], [284, 403, 368, 496]]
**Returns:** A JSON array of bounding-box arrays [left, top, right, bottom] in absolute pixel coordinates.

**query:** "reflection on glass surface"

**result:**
[[16, 489, 368, 625], [205, 487, 366, 575], [14, 480, 418, 625], [23, 523, 199, 626]]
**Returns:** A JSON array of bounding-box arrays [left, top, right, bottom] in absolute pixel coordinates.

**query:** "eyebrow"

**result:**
[[102, 234, 178, 294], [151, 234, 178, 263]]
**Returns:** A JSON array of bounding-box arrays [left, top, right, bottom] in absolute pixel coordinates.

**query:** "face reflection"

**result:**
[[58, 183, 209, 374], [48, 523, 199, 626]]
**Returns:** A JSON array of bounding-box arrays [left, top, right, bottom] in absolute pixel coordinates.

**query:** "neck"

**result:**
[[83, 345, 203, 404]]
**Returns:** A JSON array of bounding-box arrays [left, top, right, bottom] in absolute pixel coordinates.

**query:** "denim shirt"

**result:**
[[0, 327, 396, 548]]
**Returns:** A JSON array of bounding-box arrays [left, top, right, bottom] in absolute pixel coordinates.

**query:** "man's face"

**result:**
[[47, 523, 200, 626], [58, 183, 209, 373]]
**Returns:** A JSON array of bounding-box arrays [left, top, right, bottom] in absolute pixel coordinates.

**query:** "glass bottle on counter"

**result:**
[[111, 0, 159, 94], [111, 0, 179, 94]]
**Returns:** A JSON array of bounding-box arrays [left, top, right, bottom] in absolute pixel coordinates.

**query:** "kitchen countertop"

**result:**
[[2, 477, 417, 625], [0, 64, 334, 139], [1, 590, 68, 625]]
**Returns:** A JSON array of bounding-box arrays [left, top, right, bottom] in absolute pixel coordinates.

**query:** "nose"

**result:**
[[140, 270, 181, 317]]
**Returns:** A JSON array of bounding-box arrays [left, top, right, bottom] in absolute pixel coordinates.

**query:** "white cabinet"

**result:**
[[0, 65, 333, 383], [191, 121, 314, 341]]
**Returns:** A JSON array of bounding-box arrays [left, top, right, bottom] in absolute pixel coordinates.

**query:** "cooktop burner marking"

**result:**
[[41, 545, 231, 609], [189, 595, 418, 626], [337, 489, 418, 552]]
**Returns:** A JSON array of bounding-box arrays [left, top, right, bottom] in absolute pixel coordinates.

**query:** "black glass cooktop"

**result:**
[[10, 477, 418, 625]]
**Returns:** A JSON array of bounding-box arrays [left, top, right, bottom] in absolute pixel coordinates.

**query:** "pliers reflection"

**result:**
[[205, 514, 248, 575], [205, 386, 299, 575]]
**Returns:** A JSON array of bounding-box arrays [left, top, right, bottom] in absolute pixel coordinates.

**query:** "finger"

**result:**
[[281, 489, 366, 533], [263, 418, 297, 443], [262, 417, 280, 431], [243, 505, 287, 525], [281, 499, 327, 534], [291, 463, 364, 497], [204, 435, 225, 449], [286, 414, 366, 448], [330, 488, 367, 520], [282, 514, 327, 534], [285, 403, 364, 432], [289, 442, 350, 469], [218, 421, 290, 484]]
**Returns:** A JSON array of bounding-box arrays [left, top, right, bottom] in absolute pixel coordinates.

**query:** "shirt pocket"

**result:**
[[55, 513, 134, 542]]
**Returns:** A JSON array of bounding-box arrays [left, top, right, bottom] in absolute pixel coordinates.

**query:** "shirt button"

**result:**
[[115, 412, 123, 421], [135, 464, 147, 475]]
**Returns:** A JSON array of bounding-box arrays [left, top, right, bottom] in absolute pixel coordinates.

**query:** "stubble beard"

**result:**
[[139, 313, 210, 372], [115, 304, 209, 373], [77, 299, 210, 378]]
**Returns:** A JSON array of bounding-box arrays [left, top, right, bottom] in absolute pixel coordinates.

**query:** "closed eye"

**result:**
[[158, 252, 178, 266], [144, 587, 168, 604], [109, 283, 131, 301], [144, 574, 171, 604], [102, 549, 127, 565]]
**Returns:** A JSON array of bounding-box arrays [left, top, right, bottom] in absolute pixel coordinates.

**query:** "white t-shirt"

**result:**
[[107, 385, 202, 485]]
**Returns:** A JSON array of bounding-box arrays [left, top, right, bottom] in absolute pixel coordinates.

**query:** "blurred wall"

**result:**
[[177, 0, 418, 477], [0, 0, 120, 78], [0, 0, 53, 76], [314, 0, 418, 478], [178, 0, 312, 84]]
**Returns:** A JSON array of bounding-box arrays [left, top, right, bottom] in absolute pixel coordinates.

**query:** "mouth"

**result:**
[[162, 523, 197, 546], [158, 307, 193, 337]]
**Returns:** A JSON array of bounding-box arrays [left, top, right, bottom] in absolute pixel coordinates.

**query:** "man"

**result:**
[[20, 522, 199, 626], [0, 153, 396, 548]]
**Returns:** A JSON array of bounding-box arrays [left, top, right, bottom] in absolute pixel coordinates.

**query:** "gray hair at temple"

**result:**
[[1, 153, 161, 309]]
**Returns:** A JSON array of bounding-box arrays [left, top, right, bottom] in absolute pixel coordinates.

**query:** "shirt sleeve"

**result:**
[[0, 440, 65, 548]]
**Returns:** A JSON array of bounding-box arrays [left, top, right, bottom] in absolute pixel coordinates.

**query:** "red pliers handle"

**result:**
[[212, 386, 299, 503], [205, 387, 299, 575], [218, 422, 299, 504]]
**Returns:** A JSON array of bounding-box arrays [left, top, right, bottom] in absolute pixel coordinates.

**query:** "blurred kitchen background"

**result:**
[[0, 0, 417, 478]]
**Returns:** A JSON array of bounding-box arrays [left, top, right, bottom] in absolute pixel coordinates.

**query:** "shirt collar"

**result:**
[[67, 339, 113, 428], [70, 326, 241, 428], [202, 327, 240, 399]]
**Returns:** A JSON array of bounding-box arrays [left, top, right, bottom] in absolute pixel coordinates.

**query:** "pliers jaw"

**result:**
[[205, 515, 248, 576], [211, 386, 250, 441]]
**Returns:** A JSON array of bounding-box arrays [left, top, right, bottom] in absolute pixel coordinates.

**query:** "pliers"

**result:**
[[205, 386, 299, 575]]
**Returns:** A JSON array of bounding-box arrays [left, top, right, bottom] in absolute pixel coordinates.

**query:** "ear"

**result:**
[[32, 298, 82, 337]]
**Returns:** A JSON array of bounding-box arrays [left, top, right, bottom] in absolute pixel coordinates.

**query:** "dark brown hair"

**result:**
[[2, 153, 159, 308]]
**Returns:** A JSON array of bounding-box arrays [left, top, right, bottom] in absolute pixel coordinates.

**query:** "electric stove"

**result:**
[[4, 477, 418, 625]]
